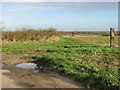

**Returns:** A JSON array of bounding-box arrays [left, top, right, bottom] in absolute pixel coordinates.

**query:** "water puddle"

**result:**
[[16, 63, 37, 70], [0, 63, 6, 69]]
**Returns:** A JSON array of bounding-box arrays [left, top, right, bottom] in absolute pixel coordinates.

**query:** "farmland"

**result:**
[[2, 29, 120, 89]]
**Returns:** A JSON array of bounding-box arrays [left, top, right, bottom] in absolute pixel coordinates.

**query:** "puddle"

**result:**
[[15, 62, 49, 73], [16, 57, 54, 73], [16, 63, 37, 70], [0, 63, 6, 69]]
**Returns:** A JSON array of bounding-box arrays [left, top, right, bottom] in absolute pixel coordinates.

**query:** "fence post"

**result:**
[[110, 28, 115, 47], [71, 32, 75, 36]]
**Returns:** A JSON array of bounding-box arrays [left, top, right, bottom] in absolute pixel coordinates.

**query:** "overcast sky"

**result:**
[[1, 1, 118, 31]]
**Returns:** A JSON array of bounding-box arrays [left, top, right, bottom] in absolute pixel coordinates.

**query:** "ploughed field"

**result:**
[[2, 33, 119, 89]]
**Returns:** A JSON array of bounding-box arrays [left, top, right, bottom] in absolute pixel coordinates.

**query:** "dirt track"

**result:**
[[1, 54, 85, 88]]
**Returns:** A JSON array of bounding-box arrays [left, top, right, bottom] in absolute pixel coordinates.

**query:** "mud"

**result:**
[[2, 54, 86, 88]]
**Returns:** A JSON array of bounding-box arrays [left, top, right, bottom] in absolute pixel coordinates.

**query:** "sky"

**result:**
[[1, 0, 119, 31]]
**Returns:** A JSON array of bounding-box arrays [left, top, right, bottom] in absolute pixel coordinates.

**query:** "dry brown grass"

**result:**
[[2, 28, 58, 42]]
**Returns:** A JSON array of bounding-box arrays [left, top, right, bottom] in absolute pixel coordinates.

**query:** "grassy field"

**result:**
[[2, 32, 120, 89]]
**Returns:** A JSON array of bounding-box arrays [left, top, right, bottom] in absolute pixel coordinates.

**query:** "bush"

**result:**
[[2, 28, 58, 41]]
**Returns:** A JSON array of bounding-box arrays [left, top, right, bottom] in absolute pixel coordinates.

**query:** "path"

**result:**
[[1, 54, 85, 88]]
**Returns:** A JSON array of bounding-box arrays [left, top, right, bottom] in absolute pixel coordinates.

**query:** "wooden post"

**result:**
[[72, 32, 75, 37], [110, 28, 115, 47]]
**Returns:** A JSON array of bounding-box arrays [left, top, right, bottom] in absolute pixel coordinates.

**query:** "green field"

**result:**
[[2, 33, 120, 89]]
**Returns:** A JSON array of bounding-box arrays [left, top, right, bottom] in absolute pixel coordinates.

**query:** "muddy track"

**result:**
[[2, 54, 85, 88]]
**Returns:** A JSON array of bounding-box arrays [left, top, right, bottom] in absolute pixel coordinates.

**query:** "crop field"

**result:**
[[2, 30, 120, 89]]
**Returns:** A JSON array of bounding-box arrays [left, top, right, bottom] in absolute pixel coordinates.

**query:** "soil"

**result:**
[[1, 54, 86, 89]]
